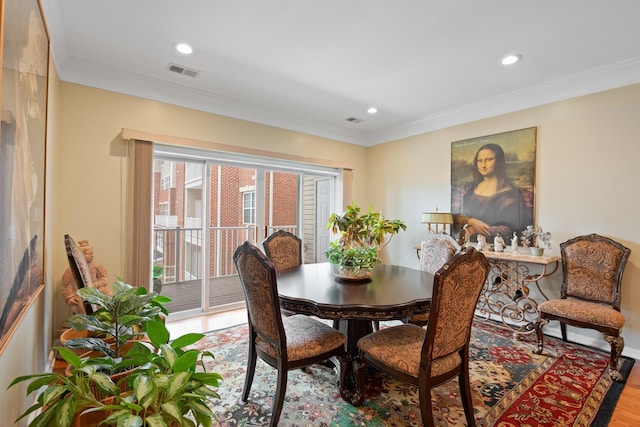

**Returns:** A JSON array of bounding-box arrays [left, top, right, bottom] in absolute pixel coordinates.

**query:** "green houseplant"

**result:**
[[88, 318, 221, 426], [58, 279, 172, 402], [152, 265, 164, 295], [325, 202, 406, 279], [8, 318, 221, 427], [64, 279, 170, 359]]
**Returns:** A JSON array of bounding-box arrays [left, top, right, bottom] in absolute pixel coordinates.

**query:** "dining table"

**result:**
[[276, 262, 434, 402]]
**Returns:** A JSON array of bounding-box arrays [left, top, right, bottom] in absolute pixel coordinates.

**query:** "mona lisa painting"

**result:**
[[0, 0, 48, 354], [451, 127, 536, 246]]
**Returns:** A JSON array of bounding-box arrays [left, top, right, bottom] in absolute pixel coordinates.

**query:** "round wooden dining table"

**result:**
[[276, 262, 434, 402]]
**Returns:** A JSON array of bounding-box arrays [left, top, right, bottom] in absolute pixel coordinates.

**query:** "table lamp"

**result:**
[[421, 209, 453, 235]]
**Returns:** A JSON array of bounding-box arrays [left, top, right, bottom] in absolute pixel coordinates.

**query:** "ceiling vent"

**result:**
[[345, 117, 364, 124], [167, 63, 200, 78]]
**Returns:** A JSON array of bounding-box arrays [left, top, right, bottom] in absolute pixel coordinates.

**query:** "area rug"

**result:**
[[194, 320, 633, 426]]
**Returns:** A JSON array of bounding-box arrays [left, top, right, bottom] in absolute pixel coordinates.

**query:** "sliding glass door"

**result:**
[[152, 148, 337, 318], [152, 159, 205, 313]]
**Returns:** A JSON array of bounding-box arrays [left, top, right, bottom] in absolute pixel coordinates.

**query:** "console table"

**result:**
[[476, 249, 560, 334]]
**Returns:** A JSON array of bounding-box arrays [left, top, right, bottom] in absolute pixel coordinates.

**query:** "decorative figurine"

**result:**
[[458, 223, 471, 247], [476, 234, 487, 251], [494, 232, 505, 252], [463, 224, 471, 247], [511, 231, 519, 254]]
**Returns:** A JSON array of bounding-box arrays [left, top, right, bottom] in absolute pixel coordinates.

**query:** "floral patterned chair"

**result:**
[[352, 248, 490, 426], [262, 229, 302, 271], [533, 233, 631, 381], [263, 229, 303, 318], [409, 232, 462, 326], [233, 241, 348, 426]]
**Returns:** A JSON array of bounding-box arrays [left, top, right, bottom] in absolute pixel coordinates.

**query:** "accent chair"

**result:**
[[533, 233, 631, 381]]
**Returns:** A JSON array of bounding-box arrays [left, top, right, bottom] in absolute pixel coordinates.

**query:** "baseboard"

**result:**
[[543, 324, 640, 360]]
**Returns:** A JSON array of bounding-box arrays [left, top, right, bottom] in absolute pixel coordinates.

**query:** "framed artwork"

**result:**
[[451, 127, 536, 245], [0, 0, 49, 354]]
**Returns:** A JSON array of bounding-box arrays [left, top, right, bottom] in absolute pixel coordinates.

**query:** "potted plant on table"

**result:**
[[521, 225, 552, 256], [325, 202, 406, 280]]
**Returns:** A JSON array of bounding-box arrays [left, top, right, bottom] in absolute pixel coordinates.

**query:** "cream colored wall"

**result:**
[[369, 83, 640, 358], [51, 82, 369, 332]]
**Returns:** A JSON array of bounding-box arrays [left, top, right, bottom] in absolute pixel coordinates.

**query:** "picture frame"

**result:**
[[0, 0, 49, 354], [451, 127, 536, 245]]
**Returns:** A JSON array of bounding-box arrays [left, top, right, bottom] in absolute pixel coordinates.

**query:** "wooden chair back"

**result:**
[[423, 247, 490, 374], [234, 241, 286, 355], [560, 233, 631, 309], [64, 234, 94, 314], [262, 229, 302, 271]]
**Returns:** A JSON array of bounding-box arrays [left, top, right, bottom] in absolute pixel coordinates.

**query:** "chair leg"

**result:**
[[560, 323, 568, 342], [532, 318, 545, 354], [242, 342, 257, 401], [458, 363, 476, 427], [270, 366, 288, 427], [418, 382, 435, 427], [603, 334, 625, 381], [337, 352, 351, 402], [351, 356, 366, 406]]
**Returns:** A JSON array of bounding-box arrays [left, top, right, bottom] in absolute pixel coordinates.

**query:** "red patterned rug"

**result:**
[[195, 319, 633, 426]]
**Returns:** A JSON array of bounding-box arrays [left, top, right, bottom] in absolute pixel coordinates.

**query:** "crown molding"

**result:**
[[57, 56, 640, 147]]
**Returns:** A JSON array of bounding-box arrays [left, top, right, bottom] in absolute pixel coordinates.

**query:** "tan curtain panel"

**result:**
[[128, 139, 153, 290]]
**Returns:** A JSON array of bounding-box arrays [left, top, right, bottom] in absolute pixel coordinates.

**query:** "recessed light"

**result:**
[[501, 54, 522, 65], [367, 107, 378, 114], [176, 43, 193, 55]]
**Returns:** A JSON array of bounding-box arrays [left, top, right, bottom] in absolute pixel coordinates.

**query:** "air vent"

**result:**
[[345, 117, 364, 124], [167, 63, 201, 78]]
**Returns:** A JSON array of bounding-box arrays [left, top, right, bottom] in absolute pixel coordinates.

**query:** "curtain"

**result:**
[[128, 139, 153, 290]]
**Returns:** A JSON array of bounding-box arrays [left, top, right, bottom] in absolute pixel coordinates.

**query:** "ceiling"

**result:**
[[40, 1, 640, 146]]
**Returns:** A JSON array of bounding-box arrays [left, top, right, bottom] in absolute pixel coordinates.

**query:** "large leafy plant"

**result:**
[[8, 346, 113, 427], [91, 318, 221, 426], [65, 279, 170, 359], [8, 319, 221, 427], [325, 202, 406, 272]]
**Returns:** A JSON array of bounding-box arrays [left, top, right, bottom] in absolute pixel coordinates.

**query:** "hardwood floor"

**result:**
[[167, 309, 640, 426], [609, 360, 640, 426]]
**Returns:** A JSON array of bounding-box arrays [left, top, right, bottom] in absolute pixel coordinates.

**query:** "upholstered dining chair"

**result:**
[[262, 229, 303, 318], [233, 241, 348, 426], [262, 229, 303, 271], [533, 233, 631, 381], [353, 247, 490, 426], [409, 232, 462, 326]]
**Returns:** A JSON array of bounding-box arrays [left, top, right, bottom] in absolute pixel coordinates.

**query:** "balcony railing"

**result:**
[[153, 225, 257, 282], [153, 225, 297, 312]]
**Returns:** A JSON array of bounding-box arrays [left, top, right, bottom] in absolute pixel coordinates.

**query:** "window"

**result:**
[[243, 191, 256, 224], [158, 202, 169, 216], [160, 160, 174, 190]]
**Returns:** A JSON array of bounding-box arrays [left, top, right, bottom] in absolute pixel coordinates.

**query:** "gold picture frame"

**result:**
[[451, 127, 537, 245], [0, 0, 49, 354]]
